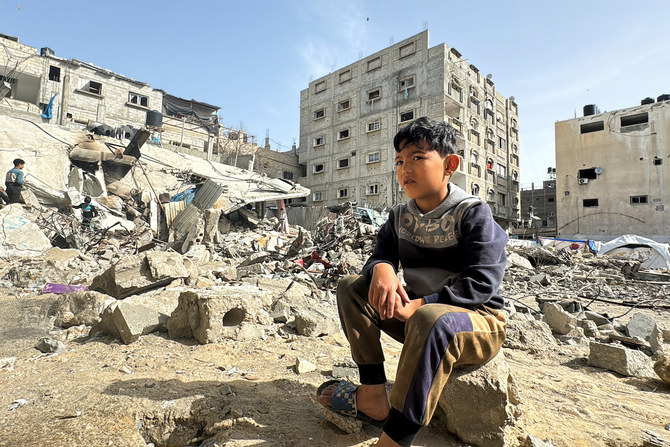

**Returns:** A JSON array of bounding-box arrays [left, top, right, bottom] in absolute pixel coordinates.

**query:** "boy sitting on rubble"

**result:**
[[70, 196, 100, 230], [317, 117, 508, 447]]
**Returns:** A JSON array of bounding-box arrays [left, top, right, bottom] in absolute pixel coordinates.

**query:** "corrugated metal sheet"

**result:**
[[170, 203, 201, 239], [192, 179, 226, 210], [164, 200, 187, 227]]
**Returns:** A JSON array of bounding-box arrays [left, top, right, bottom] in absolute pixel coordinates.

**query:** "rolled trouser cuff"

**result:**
[[382, 407, 421, 447], [358, 363, 386, 385]]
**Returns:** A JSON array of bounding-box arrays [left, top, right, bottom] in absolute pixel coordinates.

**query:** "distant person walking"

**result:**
[[5, 158, 25, 204]]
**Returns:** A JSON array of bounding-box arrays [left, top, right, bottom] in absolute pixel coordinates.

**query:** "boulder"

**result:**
[[588, 342, 656, 378], [438, 350, 520, 447], [504, 316, 557, 352]]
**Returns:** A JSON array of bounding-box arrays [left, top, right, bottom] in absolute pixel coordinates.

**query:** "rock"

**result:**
[[53, 291, 116, 328], [504, 317, 558, 352], [332, 360, 358, 379], [579, 319, 599, 338], [295, 309, 337, 337], [627, 313, 657, 342], [91, 253, 187, 299], [654, 355, 670, 385], [167, 285, 270, 344], [35, 337, 66, 354], [588, 342, 656, 378], [528, 273, 550, 286], [438, 350, 520, 447], [583, 310, 611, 326], [295, 358, 316, 374], [183, 244, 211, 264], [319, 407, 362, 434], [543, 302, 577, 335]]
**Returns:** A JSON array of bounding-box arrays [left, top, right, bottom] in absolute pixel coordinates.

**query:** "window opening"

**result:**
[[48, 66, 61, 82], [621, 113, 648, 127], [338, 129, 350, 140], [583, 198, 599, 207], [630, 195, 648, 204], [580, 121, 604, 134], [400, 110, 414, 123], [338, 158, 349, 168]]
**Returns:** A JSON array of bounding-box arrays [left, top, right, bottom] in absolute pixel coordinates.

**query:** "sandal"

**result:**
[[316, 379, 386, 428]]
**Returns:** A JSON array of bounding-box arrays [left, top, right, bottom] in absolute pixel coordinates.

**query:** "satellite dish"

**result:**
[[509, 96, 515, 102], [594, 167, 604, 175], [486, 74, 493, 80]]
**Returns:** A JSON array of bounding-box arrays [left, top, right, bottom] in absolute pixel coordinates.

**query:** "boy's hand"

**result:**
[[369, 263, 410, 320], [392, 297, 426, 322]]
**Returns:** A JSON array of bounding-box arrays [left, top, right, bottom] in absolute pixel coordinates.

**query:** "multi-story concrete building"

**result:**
[[298, 30, 520, 227], [0, 33, 262, 166], [520, 177, 556, 229], [555, 99, 670, 242]]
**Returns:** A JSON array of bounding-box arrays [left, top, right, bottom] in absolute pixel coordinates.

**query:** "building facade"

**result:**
[[520, 178, 556, 229], [555, 99, 670, 242], [298, 30, 520, 227], [0, 33, 263, 167]]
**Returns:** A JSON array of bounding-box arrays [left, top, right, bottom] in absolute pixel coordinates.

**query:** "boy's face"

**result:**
[[17, 164, 24, 170], [395, 139, 459, 213]]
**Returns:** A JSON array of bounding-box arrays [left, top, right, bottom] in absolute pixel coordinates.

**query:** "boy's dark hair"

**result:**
[[13, 158, 25, 167], [393, 117, 458, 157], [84, 196, 92, 204]]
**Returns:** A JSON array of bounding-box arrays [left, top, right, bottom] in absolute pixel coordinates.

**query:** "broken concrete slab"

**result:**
[[53, 291, 116, 328], [0, 205, 51, 257], [588, 341, 656, 378], [90, 252, 188, 299], [167, 285, 272, 344], [438, 350, 520, 447], [507, 252, 534, 270], [528, 273, 550, 286], [542, 302, 577, 335], [101, 300, 163, 344]]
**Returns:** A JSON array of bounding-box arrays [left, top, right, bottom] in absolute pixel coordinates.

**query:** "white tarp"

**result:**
[[594, 234, 670, 270]]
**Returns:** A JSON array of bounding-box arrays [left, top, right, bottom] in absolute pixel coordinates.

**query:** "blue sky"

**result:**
[[2, 0, 670, 187]]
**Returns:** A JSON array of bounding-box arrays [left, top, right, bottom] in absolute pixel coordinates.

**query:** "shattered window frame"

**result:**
[[313, 108, 325, 120], [313, 136, 325, 147], [338, 187, 349, 198], [312, 191, 323, 201], [367, 183, 380, 195], [313, 163, 325, 174], [337, 99, 351, 112]]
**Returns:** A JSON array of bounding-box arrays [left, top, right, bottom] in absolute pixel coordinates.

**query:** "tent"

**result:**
[[594, 234, 670, 270]]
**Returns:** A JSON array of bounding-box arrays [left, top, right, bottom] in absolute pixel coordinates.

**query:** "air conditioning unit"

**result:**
[[578, 178, 589, 185]]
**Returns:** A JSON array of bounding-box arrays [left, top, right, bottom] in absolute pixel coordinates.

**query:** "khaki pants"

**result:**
[[337, 275, 507, 426]]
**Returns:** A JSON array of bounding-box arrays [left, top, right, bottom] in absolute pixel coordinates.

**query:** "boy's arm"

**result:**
[[16, 170, 24, 185], [361, 212, 410, 319], [91, 205, 99, 217], [424, 203, 507, 308]]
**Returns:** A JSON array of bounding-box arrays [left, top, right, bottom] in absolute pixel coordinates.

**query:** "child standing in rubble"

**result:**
[[316, 117, 508, 447], [5, 158, 26, 204], [71, 196, 100, 230]]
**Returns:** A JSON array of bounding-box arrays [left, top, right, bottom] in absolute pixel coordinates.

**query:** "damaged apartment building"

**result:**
[[299, 30, 521, 228], [555, 98, 670, 243], [0, 33, 302, 182]]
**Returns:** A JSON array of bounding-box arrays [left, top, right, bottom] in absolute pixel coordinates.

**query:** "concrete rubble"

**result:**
[[1, 115, 670, 446]]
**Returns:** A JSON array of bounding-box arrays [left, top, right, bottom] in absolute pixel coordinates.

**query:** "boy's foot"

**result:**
[[317, 382, 390, 422]]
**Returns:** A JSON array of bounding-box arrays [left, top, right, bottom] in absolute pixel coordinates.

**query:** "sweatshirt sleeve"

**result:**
[[16, 170, 24, 185], [361, 210, 400, 281], [423, 203, 507, 307]]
